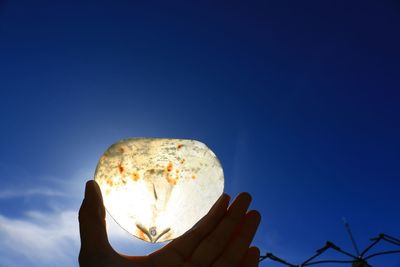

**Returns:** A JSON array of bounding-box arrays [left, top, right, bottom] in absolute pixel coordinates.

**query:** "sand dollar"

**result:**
[[94, 138, 224, 243]]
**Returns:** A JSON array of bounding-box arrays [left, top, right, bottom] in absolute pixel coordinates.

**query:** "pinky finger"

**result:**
[[239, 247, 260, 267]]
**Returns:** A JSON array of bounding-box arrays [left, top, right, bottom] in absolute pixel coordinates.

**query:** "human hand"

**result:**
[[79, 180, 261, 267]]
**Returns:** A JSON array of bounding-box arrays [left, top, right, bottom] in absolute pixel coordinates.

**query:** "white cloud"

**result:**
[[0, 188, 68, 199], [0, 207, 161, 267], [0, 168, 164, 267], [0, 210, 79, 267], [0, 199, 163, 266]]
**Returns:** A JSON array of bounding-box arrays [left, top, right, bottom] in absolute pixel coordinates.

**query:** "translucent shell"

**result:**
[[94, 138, 224, 243]]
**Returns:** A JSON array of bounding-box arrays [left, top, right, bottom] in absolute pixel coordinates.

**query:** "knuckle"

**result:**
[[226, 212, 243, 223], [206, 235, 225, 250]]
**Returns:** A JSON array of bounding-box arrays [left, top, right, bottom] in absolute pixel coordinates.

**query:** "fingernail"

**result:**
[[248, 210, 262, 226]]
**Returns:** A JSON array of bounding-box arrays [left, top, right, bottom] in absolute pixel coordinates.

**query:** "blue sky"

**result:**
[[0, 0, 400, 266]]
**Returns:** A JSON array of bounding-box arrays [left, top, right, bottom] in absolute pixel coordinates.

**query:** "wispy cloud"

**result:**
[[0, 209, 79, 267], [0, 188, 68, 199], [0, 170, 162, 267], [0, 207, 159, 267]]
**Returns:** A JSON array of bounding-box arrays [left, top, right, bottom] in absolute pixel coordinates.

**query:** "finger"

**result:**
[[78, 180, 110, 254], [189, 192, 252, 267], [160, 193, 230, 261], [238, 247, 260, 267], [212, 210, 261, 267]]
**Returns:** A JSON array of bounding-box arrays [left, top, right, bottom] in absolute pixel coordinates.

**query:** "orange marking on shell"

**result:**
[[132, 172, 140, 181], [177, 144, 184, 149], [167, 162, 173, 172], [119, 147, 125, 153], [166, 175, 177, 185], [118, 164, 124, 174], [192, 175, 196, 180], [137, 229, 148, 241], [106, 178, 114, 186]]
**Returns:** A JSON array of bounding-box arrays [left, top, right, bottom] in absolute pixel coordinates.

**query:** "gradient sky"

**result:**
[[0, 1, 400, 266]]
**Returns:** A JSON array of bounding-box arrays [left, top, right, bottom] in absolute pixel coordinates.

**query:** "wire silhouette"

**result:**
[[259, 233, 400, 266], [342, 218, 360, 256]]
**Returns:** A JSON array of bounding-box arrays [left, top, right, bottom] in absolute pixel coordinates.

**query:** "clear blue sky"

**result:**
[[0, 1, 399, 266]]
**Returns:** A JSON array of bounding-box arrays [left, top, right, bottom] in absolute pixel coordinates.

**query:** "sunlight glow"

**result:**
[[94, 138, 224, 243]]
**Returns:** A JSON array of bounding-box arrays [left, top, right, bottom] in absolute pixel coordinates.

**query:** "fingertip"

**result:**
[[239, 192, 252, 202], [213, 193, 230, 211], [85, 179, 96, 187], [249, 246, 260, 256], [221, 193, 231, 204], [84, 180, 95, 198], [84, 180, 103, 201], [222, 192, 230, 198], [249, 246, 261, 266], [232, 192, 252, 209], [247, 210, 262, 223]]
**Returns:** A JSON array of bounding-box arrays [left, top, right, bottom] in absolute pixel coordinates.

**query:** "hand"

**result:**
[[79, 180, 261, 267]]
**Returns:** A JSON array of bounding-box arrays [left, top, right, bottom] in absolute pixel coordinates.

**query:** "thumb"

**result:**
[[78, 180, 111, 254]]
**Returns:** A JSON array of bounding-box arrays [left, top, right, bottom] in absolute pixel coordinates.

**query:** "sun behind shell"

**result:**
[[94, 138, 224, 243]]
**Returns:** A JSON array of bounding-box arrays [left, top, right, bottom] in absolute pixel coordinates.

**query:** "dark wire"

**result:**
[[304, 259, 355, 266], [383, 235, 400, 246], [364, 250, 400, 261], [360, 235, 381, 257], [259, 233, 400, 266]]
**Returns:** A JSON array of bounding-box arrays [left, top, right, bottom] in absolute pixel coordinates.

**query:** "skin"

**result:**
[[79, 180, 261, 267]]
